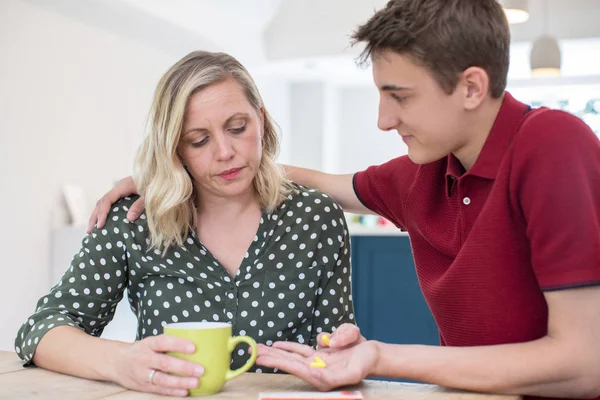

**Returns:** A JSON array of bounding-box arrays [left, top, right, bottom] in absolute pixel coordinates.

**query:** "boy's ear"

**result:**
[[460, 66, 489, 110]]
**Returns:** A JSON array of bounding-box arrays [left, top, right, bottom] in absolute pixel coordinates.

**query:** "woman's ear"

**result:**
[[176, 152, 189, 172]]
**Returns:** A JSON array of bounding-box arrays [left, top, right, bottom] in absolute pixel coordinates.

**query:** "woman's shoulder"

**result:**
[[284, 183, 344, 215], [273, 183, 349, 249], [101, 195, 148, 230], [276, 183, 348, 237]]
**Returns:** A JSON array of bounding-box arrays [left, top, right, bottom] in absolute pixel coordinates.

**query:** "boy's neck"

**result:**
[[455, 93, 505, 171]]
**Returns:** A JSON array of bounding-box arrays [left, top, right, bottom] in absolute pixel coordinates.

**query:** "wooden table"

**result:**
[[0, 351, 520, 399]]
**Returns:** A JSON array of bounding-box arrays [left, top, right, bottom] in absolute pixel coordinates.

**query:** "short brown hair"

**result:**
[[352, 0, 510, 98]]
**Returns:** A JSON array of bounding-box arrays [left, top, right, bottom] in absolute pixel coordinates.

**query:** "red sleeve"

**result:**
[[512, 109, 600, 290], [352, 155, 419, 230]]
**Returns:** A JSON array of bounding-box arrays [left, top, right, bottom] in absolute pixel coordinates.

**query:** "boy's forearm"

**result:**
[[371, 338, 600, 398], [280, 165, 371, 214], [281, 165, 322, 189], [32, 325, 127, 383]]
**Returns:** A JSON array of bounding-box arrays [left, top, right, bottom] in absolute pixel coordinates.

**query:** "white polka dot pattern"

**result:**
[[15, 184, 355, 372]]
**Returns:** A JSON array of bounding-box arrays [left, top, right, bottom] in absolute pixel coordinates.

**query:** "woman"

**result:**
[[15, 51, 354, 397]]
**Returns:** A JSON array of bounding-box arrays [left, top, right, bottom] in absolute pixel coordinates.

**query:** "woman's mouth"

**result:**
[[218, 167, 243, 180]]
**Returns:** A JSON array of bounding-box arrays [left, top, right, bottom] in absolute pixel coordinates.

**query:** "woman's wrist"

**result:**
[[97, 339, 130, 383]]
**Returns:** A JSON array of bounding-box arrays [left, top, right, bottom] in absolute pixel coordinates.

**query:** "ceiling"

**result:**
[[119, 0, 600, 81], [508, 0, 600, 41], [119, 0, 284, 58], [25, 0, 600, 82], [118, 0, 600, 59]]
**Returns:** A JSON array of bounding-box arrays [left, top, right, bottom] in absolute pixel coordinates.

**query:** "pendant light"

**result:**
[[501, 0, 530, 24], [530, 0, 561, 77]]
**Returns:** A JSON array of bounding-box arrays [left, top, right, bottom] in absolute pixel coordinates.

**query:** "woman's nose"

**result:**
[[214, 135, 235, 161]]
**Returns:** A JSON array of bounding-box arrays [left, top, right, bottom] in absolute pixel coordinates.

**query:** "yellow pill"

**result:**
[[321, 335, 330, 346], [310, 356, 327, 368]]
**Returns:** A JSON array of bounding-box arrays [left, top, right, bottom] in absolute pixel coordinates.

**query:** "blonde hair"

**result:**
[[135, 51, 292, 251]]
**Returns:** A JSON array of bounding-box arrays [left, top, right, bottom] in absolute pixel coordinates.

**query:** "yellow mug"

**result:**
[[164, 322, 257, 396]]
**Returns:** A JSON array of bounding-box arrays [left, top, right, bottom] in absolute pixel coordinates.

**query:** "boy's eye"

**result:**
[[391, 93, 407, 103]]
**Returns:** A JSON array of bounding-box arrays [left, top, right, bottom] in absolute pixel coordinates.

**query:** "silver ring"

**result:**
[[148, 369, 157, 385]]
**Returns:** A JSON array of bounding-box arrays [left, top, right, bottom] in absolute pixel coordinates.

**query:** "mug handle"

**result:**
[[225, 335, 258, 381]]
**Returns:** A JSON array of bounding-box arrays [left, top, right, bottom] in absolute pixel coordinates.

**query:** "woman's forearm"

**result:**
[[32, 326, 127, 382], [372, 337, 600, 398]]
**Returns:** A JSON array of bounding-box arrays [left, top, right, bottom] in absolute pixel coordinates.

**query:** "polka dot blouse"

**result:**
[[15, 183, 355, 373]]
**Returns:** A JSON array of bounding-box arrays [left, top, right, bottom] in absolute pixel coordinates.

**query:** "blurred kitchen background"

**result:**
[[1, 0, 599, 352]]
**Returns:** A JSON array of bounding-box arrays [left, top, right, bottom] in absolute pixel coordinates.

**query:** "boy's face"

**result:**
[[372, 50, 470, 165]]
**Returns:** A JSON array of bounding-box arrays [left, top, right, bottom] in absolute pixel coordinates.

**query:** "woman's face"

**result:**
[[177, 78, 264, 204]]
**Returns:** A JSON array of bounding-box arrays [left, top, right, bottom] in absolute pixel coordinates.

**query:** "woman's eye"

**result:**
[[192, 137, 208, 148], [229, 124, 246, 134]]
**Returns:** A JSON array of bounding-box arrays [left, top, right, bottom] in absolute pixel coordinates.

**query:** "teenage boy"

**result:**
[[255, 1, 600, 399]]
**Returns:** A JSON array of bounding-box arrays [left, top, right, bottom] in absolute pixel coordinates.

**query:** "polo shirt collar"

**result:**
[[445, 92, 530, 194]]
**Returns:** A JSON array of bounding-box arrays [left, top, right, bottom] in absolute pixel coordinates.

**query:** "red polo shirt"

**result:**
[[353, 92, 600, 398]]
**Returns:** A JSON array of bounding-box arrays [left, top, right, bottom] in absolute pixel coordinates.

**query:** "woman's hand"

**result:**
[[110, 334, 204, 397], [256, 340, 380, 391], [87, 176, 144, 233]]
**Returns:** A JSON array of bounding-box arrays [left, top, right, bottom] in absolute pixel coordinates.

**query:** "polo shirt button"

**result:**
[[463, 197, 471, 205]]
